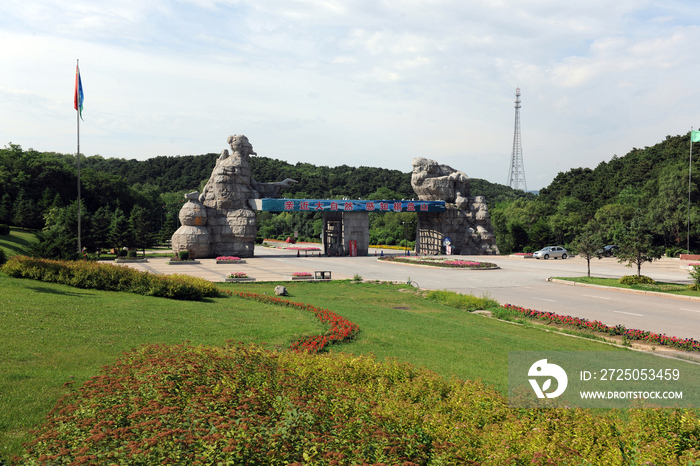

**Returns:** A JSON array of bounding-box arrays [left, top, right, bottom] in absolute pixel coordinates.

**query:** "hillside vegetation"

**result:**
[[491, 133, 700, 256], [0, 142, 531, 254]]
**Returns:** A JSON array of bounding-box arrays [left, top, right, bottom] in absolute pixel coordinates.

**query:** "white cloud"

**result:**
[[1, 0, 700, 189]]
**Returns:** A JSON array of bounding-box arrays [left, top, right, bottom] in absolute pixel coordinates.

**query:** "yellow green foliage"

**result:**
[[1, 255, 222, 300], [619, 275, 656, 285], [18, 344, 700, 465], [426, 289, 500, 311]]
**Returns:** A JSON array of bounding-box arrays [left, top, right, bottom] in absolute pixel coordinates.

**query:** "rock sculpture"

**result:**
[[411, 157, 498, 255], [171, 135, 296, 258]]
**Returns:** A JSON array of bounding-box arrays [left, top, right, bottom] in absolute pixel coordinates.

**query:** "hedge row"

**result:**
[[1, 256, 222, 301], [17, 343, 700, 465]]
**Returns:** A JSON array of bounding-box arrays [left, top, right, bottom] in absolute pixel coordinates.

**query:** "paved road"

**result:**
[[122, 246, 700, 341]]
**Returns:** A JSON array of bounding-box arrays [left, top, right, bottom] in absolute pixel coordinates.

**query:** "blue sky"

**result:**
[[2, 0, 699, 190]]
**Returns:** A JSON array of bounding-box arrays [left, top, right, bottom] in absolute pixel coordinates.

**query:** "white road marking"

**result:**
[[583, 294, 610, 300], [613, 310, 643, 317], [532, 297, 556, 302], [681, 308, 700, 313]]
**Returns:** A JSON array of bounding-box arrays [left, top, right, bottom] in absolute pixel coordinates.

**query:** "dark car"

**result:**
[[596, 245, 619, 257]]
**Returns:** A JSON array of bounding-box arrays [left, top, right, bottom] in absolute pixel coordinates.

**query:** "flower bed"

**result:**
[[502, 303, 700, 352], [232, 292, 359, 353], [215, 256, 246, 264], [379, 256, 498, 269], [284, 271, 314, 280], [224, 272, 255, 282]]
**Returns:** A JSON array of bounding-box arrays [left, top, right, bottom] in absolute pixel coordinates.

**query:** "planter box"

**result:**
[[681, 254, 700, 261], [225, 277, 256, 282], [215, 259, 247, 264], [509, 254, 534, 259], [283, 275, 314, 280], [114, 258, 148, 263], [166, 260, 201, 265]]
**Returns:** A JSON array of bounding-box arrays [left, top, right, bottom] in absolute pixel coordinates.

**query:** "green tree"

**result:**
[[13, 188, 40, 230], [594, 203, 635, 244], [109, 208, 131, 250], [573, 221, 603, 277], [616, 214, 664, 277], [129, 204, 152, 255], [0, 192, 11, 224], [90, 206, 113, 252]]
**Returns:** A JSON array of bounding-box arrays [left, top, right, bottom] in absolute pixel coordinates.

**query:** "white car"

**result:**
[[533, 246, 568, 260]]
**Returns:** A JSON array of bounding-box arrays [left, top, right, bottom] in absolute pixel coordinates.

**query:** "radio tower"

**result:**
[[506, 87, 527, 191]]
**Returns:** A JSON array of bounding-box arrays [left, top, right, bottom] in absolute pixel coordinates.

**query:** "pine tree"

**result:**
[[109, 208, 131, 250]]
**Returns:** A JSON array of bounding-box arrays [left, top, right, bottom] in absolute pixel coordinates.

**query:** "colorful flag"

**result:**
[[74, 65, 84, 120], [692, 131, 700, 143]]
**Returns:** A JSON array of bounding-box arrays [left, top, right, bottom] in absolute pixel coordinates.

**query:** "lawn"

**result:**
[[0, 228, 35, 259], [0, 275, 324, 460], [553, 276, 700, 297], [1, 276, 626, 460], [222, 281, 623, 390]]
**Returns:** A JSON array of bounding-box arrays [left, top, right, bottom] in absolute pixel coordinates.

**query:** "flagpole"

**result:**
[[689, 127, 693, 255], [77, 59, 82, 257]]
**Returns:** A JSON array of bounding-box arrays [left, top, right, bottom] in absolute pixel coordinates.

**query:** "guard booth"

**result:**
[[253, 198, 445, 256], [322, 211, 369, 256]]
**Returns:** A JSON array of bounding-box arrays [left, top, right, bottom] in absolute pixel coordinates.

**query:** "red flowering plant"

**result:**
[[502, 303, 700, 352], [232, 292, 359, 353]]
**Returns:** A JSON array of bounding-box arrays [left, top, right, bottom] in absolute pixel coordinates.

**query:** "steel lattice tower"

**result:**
[[506, 87, 527, 191]]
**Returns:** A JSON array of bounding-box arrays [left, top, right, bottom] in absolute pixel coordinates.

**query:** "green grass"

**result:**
[[553, 276, 700, 297], [222, 281, 624, 391], [0, 228, 35, 259], [0, 275, 324, 460], [1, 276, 631, 461]]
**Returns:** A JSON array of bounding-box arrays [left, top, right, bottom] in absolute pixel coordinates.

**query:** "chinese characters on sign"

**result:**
[[267, 199, 446, 213]]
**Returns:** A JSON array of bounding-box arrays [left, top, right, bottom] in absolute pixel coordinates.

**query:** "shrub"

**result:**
[[19, 343, 700, 466], [689, 265, 700, 290], [376, 238, 386, 245], [127, 250, 137, 258], [0, 256, 221, 301], [427, 289, 500, 311], [118, 249, 128, 257], [619, 275, 656, 285], [0, 248, 6, 265], [523, 245, 535, 253], [178, 250, 190, 261], [385, 237, 395, 245], [0, 224, 9, 235]]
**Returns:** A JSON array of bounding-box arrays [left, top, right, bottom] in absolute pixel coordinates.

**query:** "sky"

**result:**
[[2, 0, 699, 191]]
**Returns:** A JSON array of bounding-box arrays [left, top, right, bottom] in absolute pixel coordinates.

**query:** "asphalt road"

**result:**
[[254, 247, 700, 341]]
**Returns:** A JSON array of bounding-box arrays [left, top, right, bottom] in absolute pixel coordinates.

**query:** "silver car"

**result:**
[[533, 246, 568, 260]]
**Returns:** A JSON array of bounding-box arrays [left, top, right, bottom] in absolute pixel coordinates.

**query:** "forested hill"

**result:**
[[81, 153, 220, 193], [538, 133, 693, 214], [80, 151, 532, 204], [490, 132, 700, 255]]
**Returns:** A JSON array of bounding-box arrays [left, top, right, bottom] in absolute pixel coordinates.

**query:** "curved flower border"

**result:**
[[232, 292, 359, 353], [502, 303, 700, 352]]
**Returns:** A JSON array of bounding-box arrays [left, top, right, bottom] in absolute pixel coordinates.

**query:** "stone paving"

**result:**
[[113, 248, 354, 283]]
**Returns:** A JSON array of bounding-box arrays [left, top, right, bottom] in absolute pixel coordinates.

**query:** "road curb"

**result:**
[[547, 278, 700, 302]]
